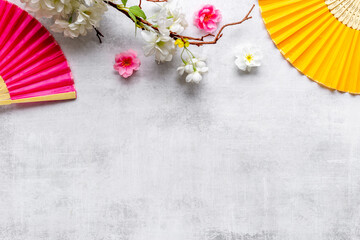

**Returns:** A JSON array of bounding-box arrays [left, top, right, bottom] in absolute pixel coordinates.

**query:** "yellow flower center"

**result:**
[[121, 58, 132, 67], [157, 41, 165, 47], [246, 54, 253, 62], [204, 14, 213, 22], [175, 38, 189, 48]]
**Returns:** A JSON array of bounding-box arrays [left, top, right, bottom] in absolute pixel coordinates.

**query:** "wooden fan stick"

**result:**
[[0, 77, 10, 100], [325, 0, 360, 30]]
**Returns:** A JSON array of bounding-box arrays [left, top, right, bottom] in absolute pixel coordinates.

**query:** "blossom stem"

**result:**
[[187, 48, 195, 58], [93, 26, 104, 43], [184, 49, 196, 71], [180, 48, 186, 64]]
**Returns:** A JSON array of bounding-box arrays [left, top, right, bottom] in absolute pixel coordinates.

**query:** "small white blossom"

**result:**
[[155, 0, 188, 34], [55, 0, 73, 16], [235, 46, 262, 72], [21, 0, 72, 17], [84, 0, 95, 6], [51, 19, 88, 38], [177, 56, 208, 83], [76, 2, 107, 28], [23, 0, 107, 38], [142, 30, 176, 63]]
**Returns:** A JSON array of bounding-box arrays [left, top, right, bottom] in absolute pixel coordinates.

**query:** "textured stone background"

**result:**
[[2, 0, 360, 239]]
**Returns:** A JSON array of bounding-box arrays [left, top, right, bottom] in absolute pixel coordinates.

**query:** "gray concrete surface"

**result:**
[[1, 0, 360, 239]]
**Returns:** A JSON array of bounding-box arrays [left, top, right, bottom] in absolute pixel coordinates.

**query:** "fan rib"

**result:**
[[315, 25, 348, 88], [271, 5, 329, 45], [7, 63, 71, 91], [0, 22, 43, 70], [10, 86, 76, 100], [1, 32, 53, 78], [279, 11, 333, 63], [301, 18, 340, 77], [333, 30, 357, 91]]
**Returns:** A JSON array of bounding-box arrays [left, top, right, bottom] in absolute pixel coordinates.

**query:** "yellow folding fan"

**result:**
[[259, 0, 360, 94]]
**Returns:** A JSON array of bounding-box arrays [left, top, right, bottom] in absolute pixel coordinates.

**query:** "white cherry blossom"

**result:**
[[142, 30, 176, 63], [235, 45, 262, 72], [155, 0, 188, 34]]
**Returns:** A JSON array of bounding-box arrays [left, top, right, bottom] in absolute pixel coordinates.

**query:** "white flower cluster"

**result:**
[[154, 0, 188, 35], [21, 0, 107, 38], [141, 29, 176, 62], [142, 0, 188, 63], [177, 56, 208, 83]]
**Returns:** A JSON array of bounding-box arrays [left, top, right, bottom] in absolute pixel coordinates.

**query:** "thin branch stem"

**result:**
[[93, 26, 104, 43], [173, 33, 215, 41]]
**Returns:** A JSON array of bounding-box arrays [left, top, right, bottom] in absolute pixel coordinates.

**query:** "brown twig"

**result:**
[[105, 1, 255, 47], [93, 26, 104, 43], [173, 33, 215, 41]]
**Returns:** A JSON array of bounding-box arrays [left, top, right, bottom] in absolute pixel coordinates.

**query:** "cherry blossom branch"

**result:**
[[105, 1, 255, 46], [187, 4, 255, 46]]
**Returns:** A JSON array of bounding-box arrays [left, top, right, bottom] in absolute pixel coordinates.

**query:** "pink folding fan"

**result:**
[[0, 0, 76, 105]]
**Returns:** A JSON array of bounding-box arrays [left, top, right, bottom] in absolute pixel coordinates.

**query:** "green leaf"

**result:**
[[129, 5, 146, 19], [128, 11, 137, 23], [121, 0, 127, 6]]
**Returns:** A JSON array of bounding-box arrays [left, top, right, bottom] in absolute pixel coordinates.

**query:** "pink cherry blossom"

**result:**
[[114, 49, 141, 78], [194, 4, 222, 33]]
